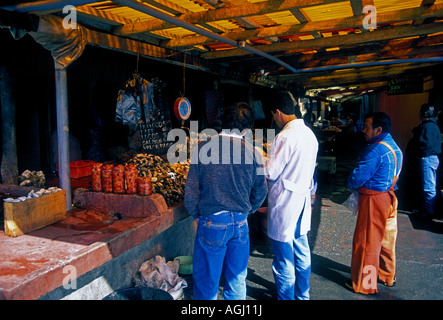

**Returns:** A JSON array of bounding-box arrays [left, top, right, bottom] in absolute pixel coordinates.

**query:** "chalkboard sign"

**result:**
[[139, 79, 173, 155], [139, 117, 172, 155], [388, 77, 423, 95]]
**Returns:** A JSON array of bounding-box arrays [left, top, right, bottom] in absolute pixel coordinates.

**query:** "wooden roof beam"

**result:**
[[76, 4, 132, 26], [202, 22, 443, 59], [301, 48, 443, 69], [350, 0, 364, 16], [141, 0, 188, 16], [163, 3, 443, 48], [277, 63, 438, 88], [82, 27, 231, 76], [280, 34, 443, 66], [113, 0, 341, 35], [232, 36, 443, 73]]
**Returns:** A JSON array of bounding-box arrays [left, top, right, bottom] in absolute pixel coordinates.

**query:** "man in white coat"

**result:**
[[265, 91, 318, 300]]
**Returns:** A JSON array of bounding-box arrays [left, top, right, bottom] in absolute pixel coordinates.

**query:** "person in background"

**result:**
[[346, 112, 403, 295], [406, 104, 441, 218], [264, 91, 318, 300], [184, 102, 267, 300], [345, 114, 356, 134], [50, 130, 82, 174]]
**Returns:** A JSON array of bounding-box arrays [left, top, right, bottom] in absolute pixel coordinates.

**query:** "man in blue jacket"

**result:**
[[346, 112, 403, 295]]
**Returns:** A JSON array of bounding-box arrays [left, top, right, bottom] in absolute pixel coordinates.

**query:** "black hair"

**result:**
[[221, 102, 254, 131], [366, 112, 392, 133], [271, 91, 302, 118], [420, 103, 436, 118]]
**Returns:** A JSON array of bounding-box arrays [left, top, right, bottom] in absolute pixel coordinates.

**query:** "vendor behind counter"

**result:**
[[50, 130, 82, 174]]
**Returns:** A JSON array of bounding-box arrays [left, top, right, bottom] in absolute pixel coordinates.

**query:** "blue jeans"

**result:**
[[271, 233, 311, 300], [419, 155, 440, 215], [192, 212, 249, 300]]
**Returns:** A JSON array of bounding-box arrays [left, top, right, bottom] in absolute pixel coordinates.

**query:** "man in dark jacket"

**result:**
[[184, 102, 267, 300], [407, 104, 442, 217]]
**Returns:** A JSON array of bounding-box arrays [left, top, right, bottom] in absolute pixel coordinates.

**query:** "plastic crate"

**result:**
[[69, 160, 95, 179]]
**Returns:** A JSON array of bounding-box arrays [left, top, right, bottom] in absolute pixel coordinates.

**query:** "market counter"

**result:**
[[0, 191, 194, 300], [72, 188, 168, 219]]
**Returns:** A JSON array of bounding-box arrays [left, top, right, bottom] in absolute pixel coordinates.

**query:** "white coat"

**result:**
[[265, 119, 318, 242]]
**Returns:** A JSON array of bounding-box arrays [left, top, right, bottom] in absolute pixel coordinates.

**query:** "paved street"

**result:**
[[247, 199, 443, 300]]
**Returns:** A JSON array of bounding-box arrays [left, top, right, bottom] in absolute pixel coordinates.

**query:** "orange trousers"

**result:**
[[350, 187, 398, 294]]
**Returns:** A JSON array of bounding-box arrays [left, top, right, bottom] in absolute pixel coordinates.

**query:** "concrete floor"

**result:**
[[245, 198, 443, 300]]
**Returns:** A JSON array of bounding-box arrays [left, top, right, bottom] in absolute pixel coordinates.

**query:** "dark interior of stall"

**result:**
[[0, 28, 277, 176]]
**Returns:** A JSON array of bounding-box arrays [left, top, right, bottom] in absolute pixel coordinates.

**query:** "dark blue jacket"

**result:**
[[409, 119, 442, 158]]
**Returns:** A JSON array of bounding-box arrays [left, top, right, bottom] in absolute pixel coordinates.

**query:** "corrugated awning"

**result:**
[[2, 0, 443, 100]]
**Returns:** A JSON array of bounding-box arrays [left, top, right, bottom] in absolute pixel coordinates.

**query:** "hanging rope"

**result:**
[[136, 42, 140, 74], [133, 18, 141, 74], [181, 51, 186, 97]]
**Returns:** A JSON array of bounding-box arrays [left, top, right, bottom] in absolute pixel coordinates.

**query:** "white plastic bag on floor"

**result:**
[[134, 255, 187, 299], [343, 191, 359, 216]]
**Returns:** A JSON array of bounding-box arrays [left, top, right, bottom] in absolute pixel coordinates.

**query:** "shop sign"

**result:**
[[388, 77, 423, 95]]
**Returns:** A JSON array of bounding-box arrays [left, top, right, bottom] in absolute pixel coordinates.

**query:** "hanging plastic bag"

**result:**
[[115, 74, 157, 126], [343, 191, 359, 215], [115, 91, 142, 126]]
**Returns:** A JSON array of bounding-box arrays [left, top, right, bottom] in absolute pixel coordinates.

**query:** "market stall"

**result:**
[[1, 0, 442, 302], [0, 133, 194, 300], [0, 48, 197, 300]]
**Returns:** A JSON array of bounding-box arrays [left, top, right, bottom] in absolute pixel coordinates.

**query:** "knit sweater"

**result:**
[[184, 133, 267, 219]]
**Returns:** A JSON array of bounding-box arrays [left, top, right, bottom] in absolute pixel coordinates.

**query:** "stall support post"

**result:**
[[0, 64, 18, 185], [55, 67, 71, 211]]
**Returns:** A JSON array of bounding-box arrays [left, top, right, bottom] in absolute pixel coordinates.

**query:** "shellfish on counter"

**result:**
[[124, 153, 189, 207]]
